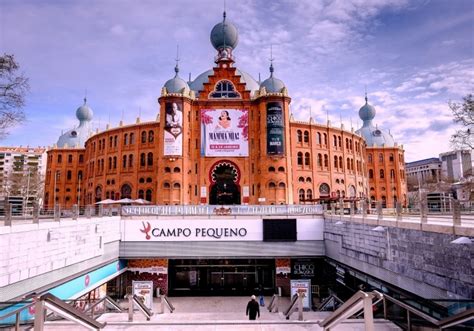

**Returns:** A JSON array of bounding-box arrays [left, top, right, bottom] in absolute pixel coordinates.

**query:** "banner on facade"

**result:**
[[164, 102, 183, 156], [266, 102, 284, 155], [201, 109, 248, 157]]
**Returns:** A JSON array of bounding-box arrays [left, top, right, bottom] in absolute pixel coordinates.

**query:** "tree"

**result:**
[[0, 54, 29, 139], [449, 94, 473, 150]]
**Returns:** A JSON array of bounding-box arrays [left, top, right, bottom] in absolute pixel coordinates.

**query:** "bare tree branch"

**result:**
[[449, 94, 474, 150], [0, 54, 29, 139]]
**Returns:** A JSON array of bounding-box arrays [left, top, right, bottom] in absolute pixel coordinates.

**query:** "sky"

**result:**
[[0, 0, 473, 162]]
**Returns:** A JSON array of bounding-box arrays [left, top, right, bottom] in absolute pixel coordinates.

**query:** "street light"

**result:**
[[53, 170, 60, 210]]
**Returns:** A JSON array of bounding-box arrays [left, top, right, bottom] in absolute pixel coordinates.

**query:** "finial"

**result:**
[[188, 72, 191, 82], [269, 44, 274, 76], [174, 45, 180, 76], [364, 85, 368, 103], [223, 0, 226, 21], [84, 88, 88, 105], [258, 72, 261, 84]]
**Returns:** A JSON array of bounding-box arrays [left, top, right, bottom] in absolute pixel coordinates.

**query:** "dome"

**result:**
[[260, 63, 286, 93], [210, 12, 239, 50], [76, 98, 93, 121], [359, 98, 376, 121], [164, 65, 190, 94], [355, 97, 395, 147], [189, 68, 259, 97]]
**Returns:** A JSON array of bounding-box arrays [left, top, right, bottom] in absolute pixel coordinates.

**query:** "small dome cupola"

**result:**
[[260, 61, 286, 93], [163, 60, 190, 94], [210, 11, 239, 51], [358, 94, 376, 125], [76, 97, 93, 123]]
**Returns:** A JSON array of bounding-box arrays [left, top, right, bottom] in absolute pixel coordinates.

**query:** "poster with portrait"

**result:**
[[266, 102, 284, 155], [164, 102, 183, 156], [201, 109, 249, 157]]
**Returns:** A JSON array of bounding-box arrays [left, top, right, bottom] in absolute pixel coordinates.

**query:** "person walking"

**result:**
[[258, 284, 265, 307], [246, 295, 260, 320]]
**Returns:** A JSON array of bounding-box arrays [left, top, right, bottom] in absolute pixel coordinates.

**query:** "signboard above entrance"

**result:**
[[201, 109, 249, 157]]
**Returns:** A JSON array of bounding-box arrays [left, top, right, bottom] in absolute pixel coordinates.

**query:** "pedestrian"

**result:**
[[258, 284, 265, 307], [246, 295, 260, 320]]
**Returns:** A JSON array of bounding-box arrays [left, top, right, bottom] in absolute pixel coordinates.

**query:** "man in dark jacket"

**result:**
[[246, 295, 260, 320]]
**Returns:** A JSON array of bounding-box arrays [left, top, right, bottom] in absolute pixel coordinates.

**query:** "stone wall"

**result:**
[[324, 218, 474, 299], [0, 217, 121, 296]]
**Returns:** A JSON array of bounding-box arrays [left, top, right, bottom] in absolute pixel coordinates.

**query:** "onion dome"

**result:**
[[210, 11, 239, 50], [57, 98, 93, 148], [355, 95, 395, 147], [164, 64, 190, 94], [260, 63, 286, 93]]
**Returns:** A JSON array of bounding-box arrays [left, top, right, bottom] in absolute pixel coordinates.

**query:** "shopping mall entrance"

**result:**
[[168, 259, 274, 296], [209, 162, 241, 205]]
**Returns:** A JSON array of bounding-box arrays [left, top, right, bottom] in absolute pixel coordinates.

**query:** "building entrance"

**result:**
[[169, 259, 275, 296], [209, 161, 241, 205]]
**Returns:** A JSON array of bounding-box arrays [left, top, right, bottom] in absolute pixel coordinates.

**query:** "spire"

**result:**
[[174, 45, 180, 77], [223, 0, 226, 21], [364, 85, 368, 103], [269, 44, 274, 77], [84, 88, 88, 105]]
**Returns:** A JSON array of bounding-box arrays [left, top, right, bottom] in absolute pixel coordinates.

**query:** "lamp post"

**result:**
[[24, 167, 31, 216], [53, 170, 60, 210]]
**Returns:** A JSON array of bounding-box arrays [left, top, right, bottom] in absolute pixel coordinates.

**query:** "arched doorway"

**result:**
[[209, 161, 241, 205]]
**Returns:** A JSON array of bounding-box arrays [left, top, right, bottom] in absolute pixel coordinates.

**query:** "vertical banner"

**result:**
[[164, 102, 183, 156], [290, 279, 312, 310], [201, 109, 249, 157], [132, 281, 154, 310], [266, 102, 284, 155]]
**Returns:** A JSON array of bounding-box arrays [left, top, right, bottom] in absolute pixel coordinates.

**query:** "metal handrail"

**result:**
[[83, 295, 122, 317], [438, 307, 474, 329], [0, 302, 35, 330]]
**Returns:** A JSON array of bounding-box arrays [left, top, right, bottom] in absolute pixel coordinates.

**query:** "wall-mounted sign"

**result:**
[[290, 279, 312, 309], [293, 260, 315, 277], [266, 102, 284, 155], [164, 102, 183, 156], [201, 109, 249, 157]]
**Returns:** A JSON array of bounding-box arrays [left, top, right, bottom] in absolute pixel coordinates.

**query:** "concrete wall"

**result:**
[[324, 218, 474, 299], [0, 217, 121, 300]]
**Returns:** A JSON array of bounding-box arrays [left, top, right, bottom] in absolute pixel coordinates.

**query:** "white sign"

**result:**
[[132, 281, 153, 310], [290, 279, 312, 309], [121, 218, 324, 242], [129, 266, 168, 275], [201, 109, 249, 157], [164, 102, 183, 156]]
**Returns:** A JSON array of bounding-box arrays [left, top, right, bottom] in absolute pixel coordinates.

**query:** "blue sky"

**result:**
[[1, 0, 473, 161]]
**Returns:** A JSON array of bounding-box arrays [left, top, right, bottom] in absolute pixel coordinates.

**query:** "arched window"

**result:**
[[146, 177, 152, 183], [173, 167, 181, 173], [114, 135, 118, 147], [268, 182, 276, 188], [333, 135, 337, 147], [120, 184, 132, 199], [138, 190, 144, 199], [278, 182, 285, 188], [324, 154, 329, 167], [128, 154, 133, 167], [368, 154, 372, 163], [389, 153, 394, 162], [338, 136, 342, 147], [339, 156, 343, 169], [141, 131, 147, 143], [129, 133, 135, 144], [336, 179, 340, 184], [334, 156, 338, 168], [306, 177, 312, 183], [148, 130, 154, 143], [77, 170, 83, 180], [268, 166, 275, 172], [299, 189, 305, 202], [390, 169, 395, 179], [297, 152, 303, 165], [140, 153, 146, 167], [304, 152, 310, 166], [173, 183, 181, 189], [146, 189, 152, 201], [381, 196, 387, 208], [122, 155, 127, 168], [297, 130, 302, 143], [163, 182, 171, 189], [139, 178, 145, 183], [306, 189, 313, 200], [323, 133, 327, 145], [349, 185, 356, 197], [317, 132, 322, 145], [67, 170, 72, 181], [165, 167, 171, 173], [317, 153, 322, 166], [298, 177, 305, 182], [278, 166, 285, 172], [108, 157, 112, 170], [379, 153, 384, 163], [345, 138, 349, 149], [303, 131, 309, 143], [209, 80, 240, 98], [369, 169, 374, 179], [147, 153, 153, 166], [380, 169, 385, 179], [113, 156, 117, 169], [124, 133, 128, 145], [347, 158, 350, 169]]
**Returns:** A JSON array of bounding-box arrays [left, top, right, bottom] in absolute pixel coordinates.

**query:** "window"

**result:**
[[298, 177, 305, 182], [278, 166, 285, 172], [141, 131, 147, 143], [68, 154, 73, 163], [124, 133, 128, 145], [163, 182, 171, 188], [299, 189, 305, 202], [209, 80, 240, 98], [339, 156, 343, 169], [297, 130, 302, 143], [333, 135, 337, 147], [380, 169, 385, 179], [139, 178, 145, 183], [173, 167, 181, 173], [113, 156, 117, 169], [114, 135, 118, 147], [369, 169, 374, 179], [317, 132, 322, 145], [148, 130, 154, 143], [79, 154, 84, 163], [306, 189, 313, 200], [145, 189, 152, 202], [165, 167, 171, 173], [379, 153, 384, 163], [324, 154, 328, 167], [317, 153, 322, 166], [129, 133, 135, 144], [173, 183, 181, 189], [108, 157, 112, 169], [338, 136, 342, 147], [121, 184, 132, 199], [122, 155, 127, 168], [323, 133, 327, 145], [128, 154, 133, 167], [146, 177, 152, 183], [297, 152, 303, 165], [77, 170, 83, 180], [390, 169, 395, 179], [67, 170, 72, 181], [345, 138, 349, 149], [319, 184, 329, 196], [109, 136, 113, 148], [138, 190, 144, 199], [368, 154, 372, 163], [389, 153, 394, 162], [278, 182, 285, 188], [147, 152, 153, 166], [304, 152, 310, 166], [269, 182, 276, 188], [303, 131, 309, 143], [140, 153, 146, 167], [334, 156, 338, 168], [306, 177, 312, 183], [268, 166, 275, 172], [57, 154, 62, 163]]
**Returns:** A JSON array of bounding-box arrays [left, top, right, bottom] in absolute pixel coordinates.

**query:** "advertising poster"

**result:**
[[266, 102, 284, 155], [164, 102, 183, 156], [201, 109, 249, 157], [132, 281, 154, 310], [290, 279, 312, 310]]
